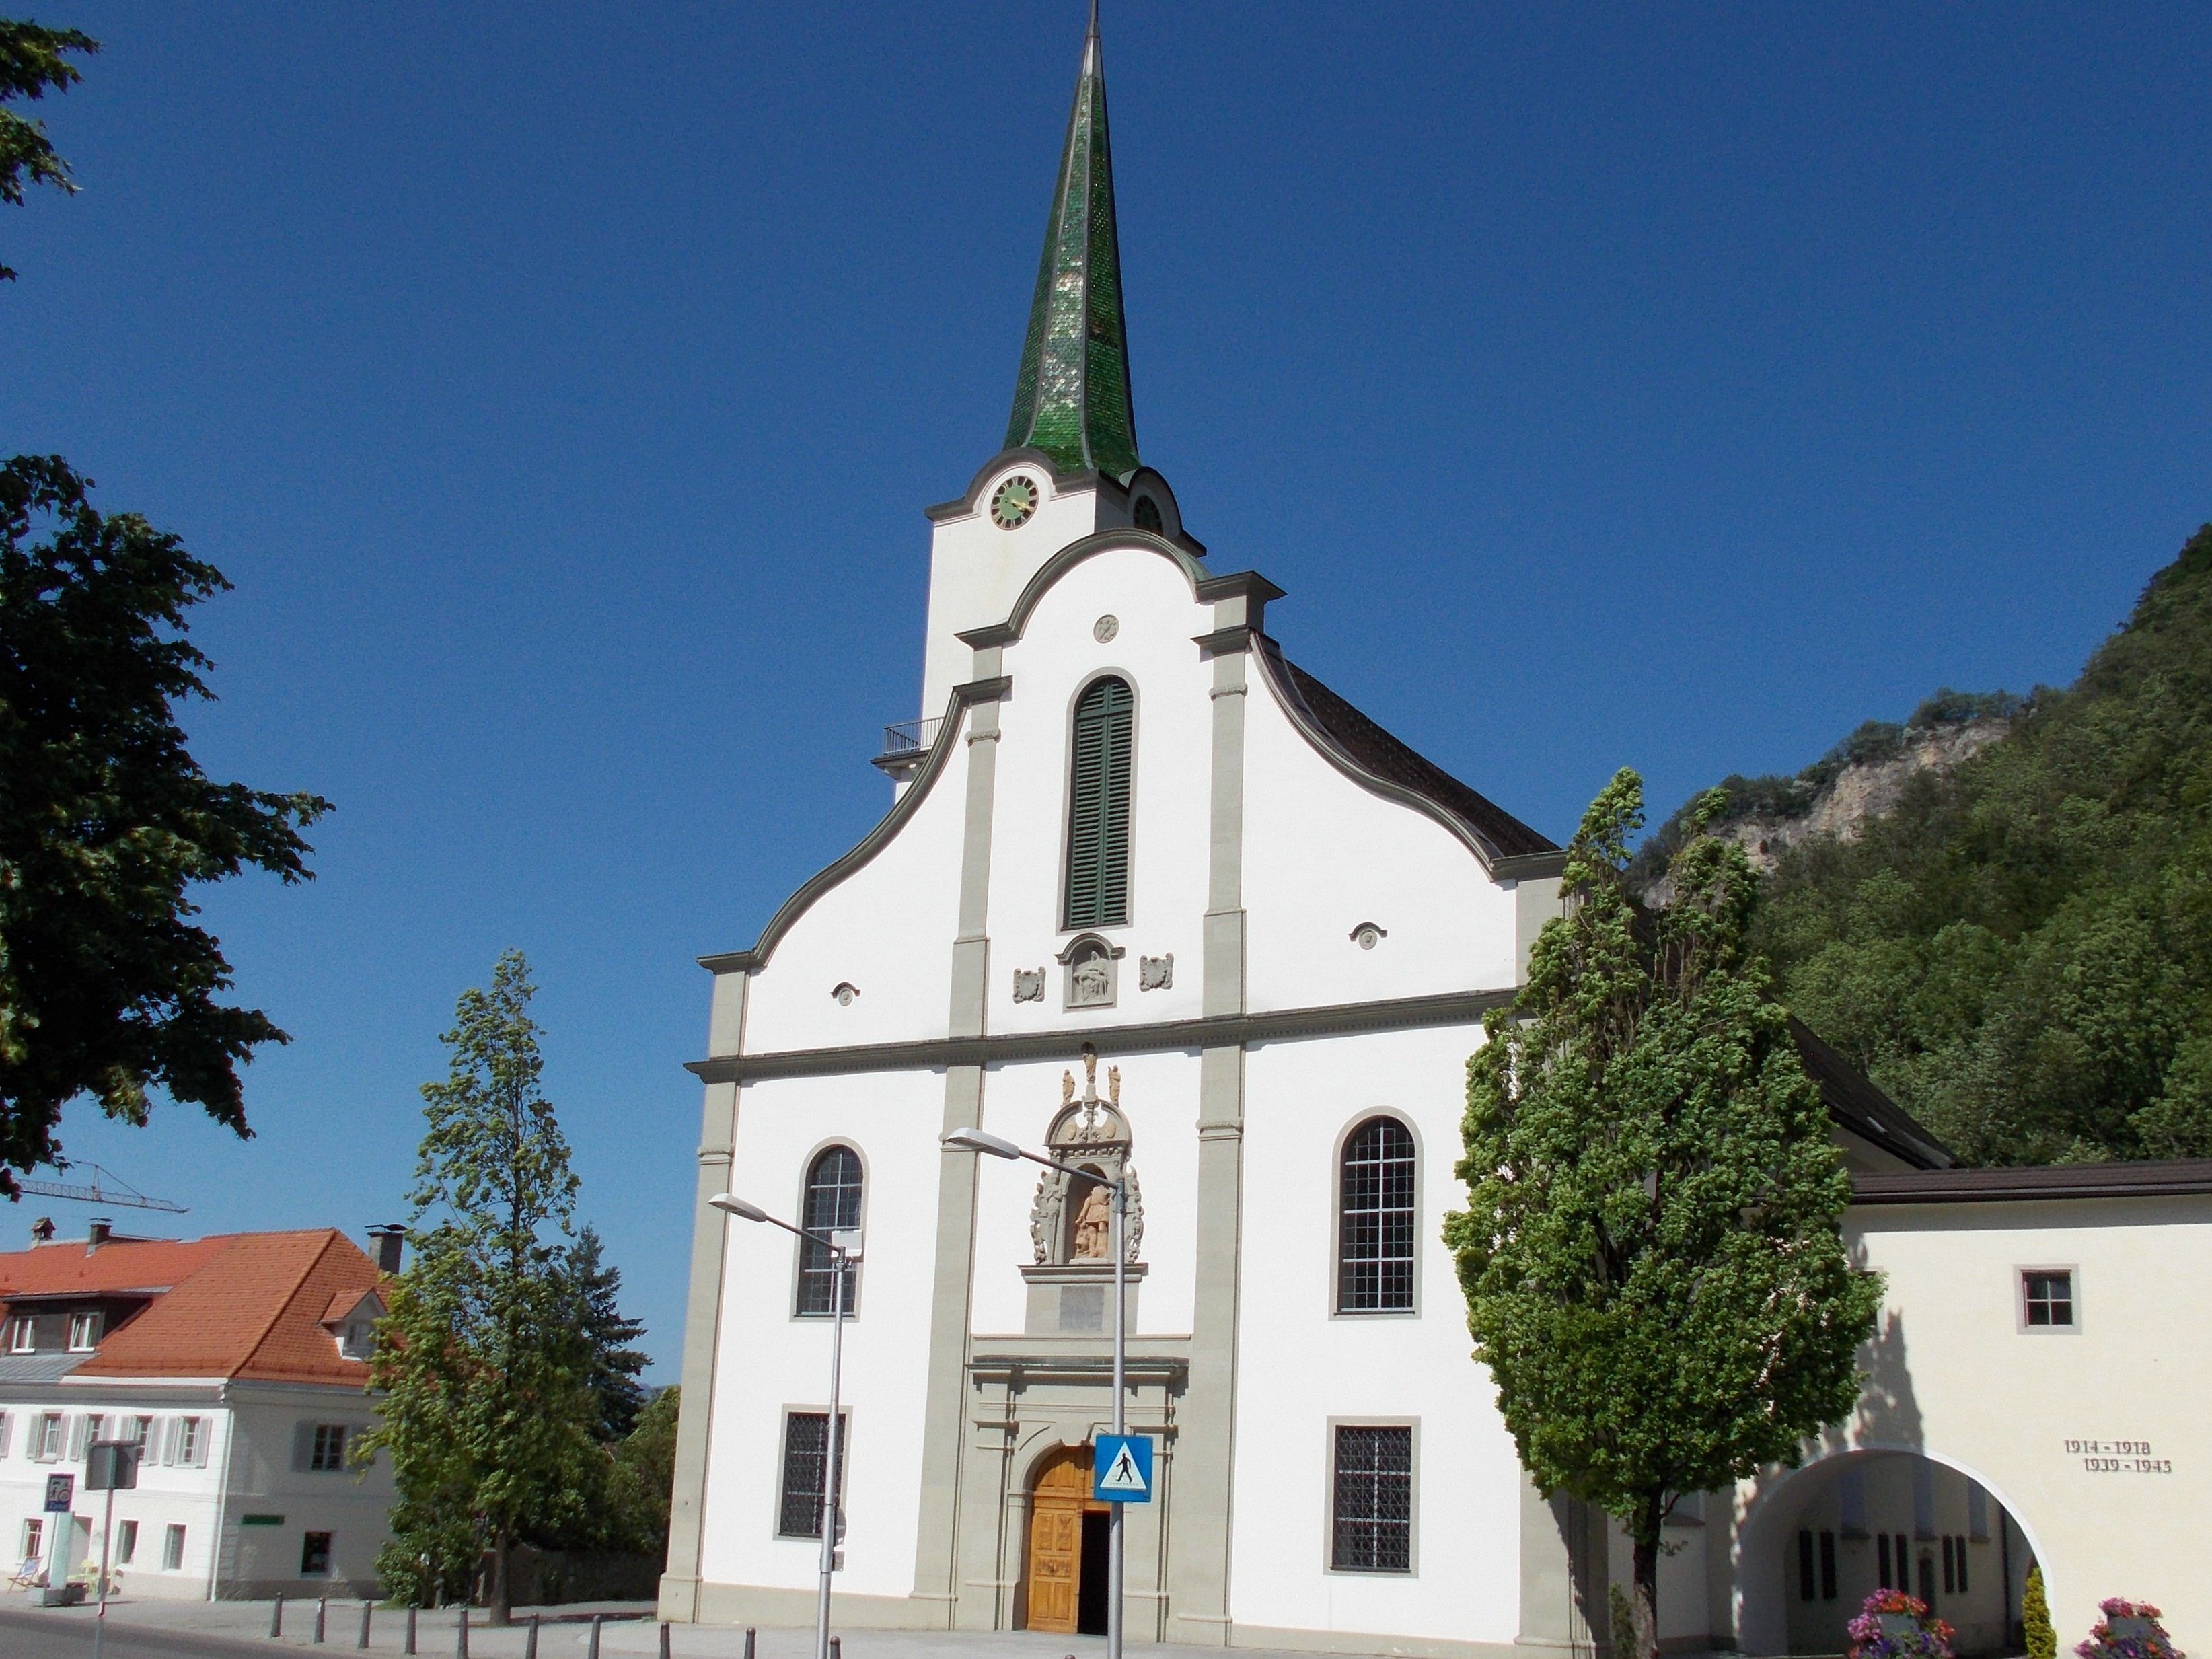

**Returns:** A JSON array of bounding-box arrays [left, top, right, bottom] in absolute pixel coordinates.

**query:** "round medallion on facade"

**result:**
[[990, 474, 1039, 529], [1093, 614, 1119, 642], [1350, 922, 1387, 951]]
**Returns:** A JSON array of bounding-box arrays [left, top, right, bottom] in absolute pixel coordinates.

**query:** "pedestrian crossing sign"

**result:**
[[1093, 1434, 1153, 1503]]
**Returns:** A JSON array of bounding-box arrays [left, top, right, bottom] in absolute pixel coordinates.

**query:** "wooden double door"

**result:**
[[1025, 1445, 1111, 1635]]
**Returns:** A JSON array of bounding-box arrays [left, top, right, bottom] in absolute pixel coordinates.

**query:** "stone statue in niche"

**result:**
[[1071, 1184, 1111, 1259], [1012, 967, 1045, 1003], [1027, 1045, 1144, 1266]]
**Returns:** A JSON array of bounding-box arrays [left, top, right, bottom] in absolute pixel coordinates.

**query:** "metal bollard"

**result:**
[[316, 1597, 328, 1643], [832, 1639, 842, 1659], [744, 1627, 757, 1659], [660, 1623, 673, 1659], [404, 1607, 418, 1656], [272, 1595, 286, 1638], [456, 1605, 469, 1659], [587, 1614, 603, 1659], [359, 1602, 373, 1649], [525, 1614, 540, 1659]]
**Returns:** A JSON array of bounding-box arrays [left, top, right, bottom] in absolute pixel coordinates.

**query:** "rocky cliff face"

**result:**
[[1718, 716, 2012, 875], [1631, 690, 2025, 900]]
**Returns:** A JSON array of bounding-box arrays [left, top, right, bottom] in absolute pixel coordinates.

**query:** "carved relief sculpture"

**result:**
[[1138, 953, 1173, 991], [1012, 967, 1046, 1003]]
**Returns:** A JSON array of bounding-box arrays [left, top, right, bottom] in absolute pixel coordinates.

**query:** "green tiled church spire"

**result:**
[[1003, 1, 1140, 481]]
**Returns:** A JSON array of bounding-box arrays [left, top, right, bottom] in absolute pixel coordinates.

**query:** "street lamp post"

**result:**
[[710, 1193, 861, 1659], [943, 1126, 1127, 1659]]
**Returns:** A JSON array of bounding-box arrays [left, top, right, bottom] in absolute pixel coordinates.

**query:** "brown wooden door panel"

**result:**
[[1024, 1448, 1095, 1635]]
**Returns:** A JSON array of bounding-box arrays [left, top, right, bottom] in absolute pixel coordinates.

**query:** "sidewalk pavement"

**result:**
[[0, 1597, 1366, 1659]]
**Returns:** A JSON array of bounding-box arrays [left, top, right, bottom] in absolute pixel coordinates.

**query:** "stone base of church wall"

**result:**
[[668, 1579, 946, 1630], [1232, 1625, 1530, 1659]]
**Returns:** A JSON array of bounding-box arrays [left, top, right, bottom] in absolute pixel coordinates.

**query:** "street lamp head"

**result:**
[[943, 1126, 1023, 1160], [710, 1193, 774, 1225]]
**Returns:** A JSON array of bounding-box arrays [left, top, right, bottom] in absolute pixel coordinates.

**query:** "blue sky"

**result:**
[[4, 2, 2207, 1374]]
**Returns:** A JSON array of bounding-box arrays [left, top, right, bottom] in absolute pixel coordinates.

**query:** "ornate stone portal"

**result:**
[[1022, 1047, 1144, 1335]]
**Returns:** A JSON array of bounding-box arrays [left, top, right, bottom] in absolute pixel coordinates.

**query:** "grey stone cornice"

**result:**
[[683, 986, 1516, 1082], [955, 529, 1256, 652], [1248, 642, 1560, 881], [694, 675, 1007, 977]]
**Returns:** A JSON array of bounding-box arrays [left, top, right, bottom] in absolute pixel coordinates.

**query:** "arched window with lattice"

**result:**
[[794, 1144, 863, 1316], [1338, 1117, 1416, 1313]]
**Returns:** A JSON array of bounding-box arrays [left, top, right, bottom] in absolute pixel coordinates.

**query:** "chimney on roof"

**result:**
[[87, 1217, 112, 1250], [30, 1217, 54, 1245], [367, 1224, 405, 1276]]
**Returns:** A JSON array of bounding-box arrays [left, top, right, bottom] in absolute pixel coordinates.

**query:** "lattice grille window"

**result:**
[[776, 1410, 850, 1539], [1331, 1424, 1413, 1574]]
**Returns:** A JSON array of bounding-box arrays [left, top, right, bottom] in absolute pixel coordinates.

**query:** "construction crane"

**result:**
[[15, 1164, 188, 1214]]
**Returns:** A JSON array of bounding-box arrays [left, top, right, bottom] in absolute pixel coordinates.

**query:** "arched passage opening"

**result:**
[[1736, 1450, 2043, 1656], [1022, 1444, 1109, 1637]]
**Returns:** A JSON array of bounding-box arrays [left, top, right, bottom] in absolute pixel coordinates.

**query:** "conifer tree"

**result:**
[[1446, 771, 1882, 1659], [564, 1225, 650, 1442], [359, 951, 597, 1622]]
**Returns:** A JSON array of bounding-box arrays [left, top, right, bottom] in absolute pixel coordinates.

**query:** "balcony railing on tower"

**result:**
[[872, 716, 944, 778]]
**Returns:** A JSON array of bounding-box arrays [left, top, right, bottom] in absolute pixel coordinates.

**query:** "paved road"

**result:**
[[0, 1607, 272, 1658]]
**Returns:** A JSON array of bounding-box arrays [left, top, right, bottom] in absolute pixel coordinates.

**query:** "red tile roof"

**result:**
[[0, 1230, 385, 1387]]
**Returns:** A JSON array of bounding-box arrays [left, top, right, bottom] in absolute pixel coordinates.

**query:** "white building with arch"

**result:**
[[661, 11, 2211, 1654]]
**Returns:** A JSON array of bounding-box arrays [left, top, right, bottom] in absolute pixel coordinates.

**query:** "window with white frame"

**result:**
[[161, 1524, 185, 1571], [168, 1415, 204, 1467], [126, 1415, 152, 1451], [1330, 1424, 1414, 1574], [794, 1146, 862, 1317], [0, 1412, 11, 1459], [8, 1317, 34, 1354], [2021, 1268, 2075, 1328], [20, 1518, 41, 1561], [66, 1311, 101, 1352], [33, 1413, 63, 1462], [116, 1519, 137, 1564], [309, 1424, 348, 1472], [338, 1319, 375, 1360], [68, 1413, 104, 1459]]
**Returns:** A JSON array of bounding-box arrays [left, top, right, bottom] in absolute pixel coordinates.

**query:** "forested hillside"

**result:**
[[1685, 526, 2212, 1166]]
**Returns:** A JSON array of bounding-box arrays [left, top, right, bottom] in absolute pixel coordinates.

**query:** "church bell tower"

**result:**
[[904, 3, 1202, 753]]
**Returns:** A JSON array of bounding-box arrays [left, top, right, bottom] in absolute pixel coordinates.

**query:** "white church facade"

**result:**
[[661, 13, 2212, 1654]]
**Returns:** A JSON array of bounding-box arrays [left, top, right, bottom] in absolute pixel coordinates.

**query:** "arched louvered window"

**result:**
[[1064, 676, 1135, 928], [1338, 1117, 1416, 1313], [795, 1145, 862, 1316]]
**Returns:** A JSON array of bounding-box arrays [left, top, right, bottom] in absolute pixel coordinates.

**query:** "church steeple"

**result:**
[[1002, 1, 1140, 482]]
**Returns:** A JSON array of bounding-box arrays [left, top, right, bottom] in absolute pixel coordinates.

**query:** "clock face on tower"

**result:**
[[991, 475, 1039, 529]]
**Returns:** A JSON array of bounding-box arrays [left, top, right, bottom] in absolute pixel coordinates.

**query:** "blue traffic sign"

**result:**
[[1093, 1434, 1152, 1504]]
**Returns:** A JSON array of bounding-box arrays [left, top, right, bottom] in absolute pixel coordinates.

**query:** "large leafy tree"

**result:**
[[0, 457, 329, 1180], [359, 952, 599, 1622], [2, 22, 326, 1179], [1, 16, 96, 281], [1445, 770, 1882, 1659]]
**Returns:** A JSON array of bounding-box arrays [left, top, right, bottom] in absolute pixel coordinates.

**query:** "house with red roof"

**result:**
[[0, 1222, 401, 1600]]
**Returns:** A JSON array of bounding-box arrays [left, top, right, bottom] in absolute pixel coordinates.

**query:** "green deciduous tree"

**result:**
[[1, 15, 96, 281], [1445, 770, 1882, 1659], [0, 455, 329, 1181], [359, 951, 599, 1623]]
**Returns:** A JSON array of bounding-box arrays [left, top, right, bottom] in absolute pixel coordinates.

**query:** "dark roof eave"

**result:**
[[1853, 1159, 2212, 1206]]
